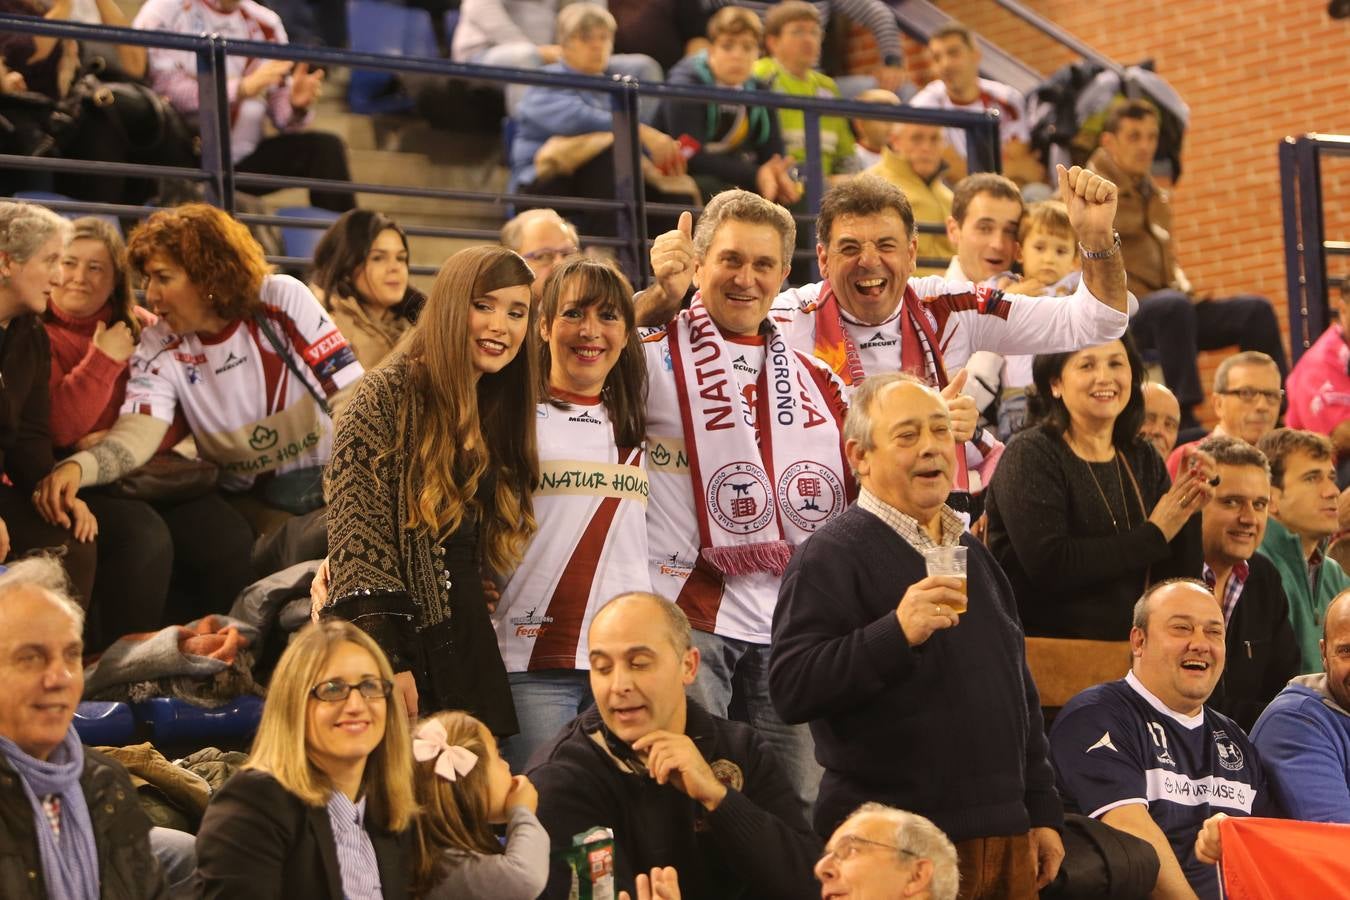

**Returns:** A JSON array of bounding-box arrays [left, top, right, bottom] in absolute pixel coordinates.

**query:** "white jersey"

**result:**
[[910, 76, 1030, 162], [123, 275, 362, 491], [493, 397, 652, 671], [641, 329, 847, 644], [768, 274, 1129, 391]]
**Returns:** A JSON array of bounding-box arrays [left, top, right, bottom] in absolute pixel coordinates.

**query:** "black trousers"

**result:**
[[1128, 291, 1290, 410], [82, 493, 173, 652], [0, 483, 97, 605], [236, 131, 355, 212], [153, 491, 256, 624]]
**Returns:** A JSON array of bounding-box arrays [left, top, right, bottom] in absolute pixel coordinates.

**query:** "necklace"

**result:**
[[1080, 450, 1134, 533]]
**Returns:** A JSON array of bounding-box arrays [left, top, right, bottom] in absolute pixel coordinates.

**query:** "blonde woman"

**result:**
[[324, 245, 539, 737], [195, 620, 416, 899]]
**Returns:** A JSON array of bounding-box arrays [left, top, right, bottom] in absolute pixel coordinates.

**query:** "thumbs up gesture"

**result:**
[[649, 209, 696, 308], [939, 368, 978, 443]]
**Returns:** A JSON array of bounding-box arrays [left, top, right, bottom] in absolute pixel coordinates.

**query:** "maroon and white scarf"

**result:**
[[667, 298, 848, 576]]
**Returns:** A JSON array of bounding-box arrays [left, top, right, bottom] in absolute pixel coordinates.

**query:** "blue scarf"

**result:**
[[0, 728, 100, 900]]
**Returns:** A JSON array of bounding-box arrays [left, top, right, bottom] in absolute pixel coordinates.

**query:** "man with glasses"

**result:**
[[501, 208, 583, 302], [1166, 352, 1284, 477], [1255, 429, 1350, 672], [815, 803, 959, 900]]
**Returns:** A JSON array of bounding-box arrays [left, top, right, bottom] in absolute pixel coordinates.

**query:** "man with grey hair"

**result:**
[[1196, 434, 1299, 731], [529, 591, 821, 900], [771, 372, 1063, 897], [640, 188, 849, 813], [1166, 351, 1284, 478], [0, 555, 169, 898], [500, 208, 581, 301], [1051, 579, 1272, 900], [815, 802, 960, 900]]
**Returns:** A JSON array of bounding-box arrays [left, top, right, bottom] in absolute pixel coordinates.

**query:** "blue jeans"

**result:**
[[504, 669, 594, 771], [688, 629, 822, 819]]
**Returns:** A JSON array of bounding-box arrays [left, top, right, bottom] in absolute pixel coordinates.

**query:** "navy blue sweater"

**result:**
[[769, 504, 1063, 841]]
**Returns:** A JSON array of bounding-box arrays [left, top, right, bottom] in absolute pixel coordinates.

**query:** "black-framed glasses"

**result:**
[[310, 678, 393, 703], [521, 245, 581, 265], [1215, 387, 1284, 405], [818, 834, 919, 865]]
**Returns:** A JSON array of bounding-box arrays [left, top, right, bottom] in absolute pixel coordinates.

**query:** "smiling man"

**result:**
[[770, 373, 1063, 898], [1255, 429, 1350, 672], [1166, 352, 1283, 478], [639, 189, 850, 814], [1195, 435, 1300, 732], [1050, 579, 1272, 900], [0, 556, 169, 899], [528, 592, 820, 900]]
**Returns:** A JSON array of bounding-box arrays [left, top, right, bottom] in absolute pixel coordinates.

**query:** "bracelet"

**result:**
[[1079, 231, 1121, 260]]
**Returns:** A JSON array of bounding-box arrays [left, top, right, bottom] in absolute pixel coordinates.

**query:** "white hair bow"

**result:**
[[412, 719, 479, 782]]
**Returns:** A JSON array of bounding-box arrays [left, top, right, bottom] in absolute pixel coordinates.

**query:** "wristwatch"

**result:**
[[1079, 231, 1121, 260]]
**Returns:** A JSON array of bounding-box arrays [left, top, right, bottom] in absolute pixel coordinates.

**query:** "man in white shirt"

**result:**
[[909, 22, 1043, 187]]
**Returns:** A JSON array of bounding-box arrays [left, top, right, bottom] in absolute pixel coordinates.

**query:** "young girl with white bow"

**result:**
[[409, 711, 549, 899]]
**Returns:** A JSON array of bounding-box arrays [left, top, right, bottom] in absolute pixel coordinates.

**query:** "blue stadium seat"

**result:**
[[74, 701, 137, 746], [346, 0, 438, 115], [132, 696, 264, 744], [12, 191, 122, 235], [275, 205, 340, 263]]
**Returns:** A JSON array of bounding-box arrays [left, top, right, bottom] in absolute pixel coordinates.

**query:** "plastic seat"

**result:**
[[275, 205, 340, 263], [132, 695, 264, 744], [346, 0, 438, 115], [12, 191, 122, 235], [73, 701, 137, 746]]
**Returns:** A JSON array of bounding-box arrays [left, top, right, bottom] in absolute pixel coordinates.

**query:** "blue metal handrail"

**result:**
[[0, 12, 1002, 283]]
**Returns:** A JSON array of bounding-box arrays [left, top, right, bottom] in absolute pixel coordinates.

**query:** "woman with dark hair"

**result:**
[[985, 337, 1210, 640], [37, 203, 364, 618], [323, 244, 538, 738], [493, 258, 651, 768], [310, 209, 425, 371]]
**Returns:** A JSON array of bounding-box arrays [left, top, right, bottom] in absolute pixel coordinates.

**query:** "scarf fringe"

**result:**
[[704, 541, 793, 577]]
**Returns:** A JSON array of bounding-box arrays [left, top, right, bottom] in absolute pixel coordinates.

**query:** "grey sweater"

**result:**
[[424, 805, 549, 900]]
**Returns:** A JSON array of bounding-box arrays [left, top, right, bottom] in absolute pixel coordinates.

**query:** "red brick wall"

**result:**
[[848, 0, 1350, 390]]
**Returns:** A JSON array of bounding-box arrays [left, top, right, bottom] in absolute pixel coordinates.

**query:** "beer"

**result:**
[[922, 546, 968, 615]]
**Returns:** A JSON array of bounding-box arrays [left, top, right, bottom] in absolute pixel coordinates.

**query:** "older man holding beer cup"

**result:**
[[769, 373, 1064, 900]]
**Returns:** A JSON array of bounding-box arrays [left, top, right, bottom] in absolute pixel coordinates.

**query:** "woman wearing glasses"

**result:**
[[195, 620, 416, 899], [985, 338, 1210, 641]]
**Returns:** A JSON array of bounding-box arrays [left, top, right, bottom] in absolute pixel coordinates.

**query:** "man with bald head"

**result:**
[[1251, 589, 1350, 823], [1141, 382, 1182, 459], [528, 592, 820, 900], [771, 373, 1063, 898], [1051, 579, 1272, 900], [0, 556, 168, 898]]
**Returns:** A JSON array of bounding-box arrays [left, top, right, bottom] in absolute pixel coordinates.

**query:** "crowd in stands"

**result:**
[[3, 3, 1350, 900]]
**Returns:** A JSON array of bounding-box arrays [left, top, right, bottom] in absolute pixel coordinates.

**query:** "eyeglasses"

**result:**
[[310, 678, 393, 703], [818, 835, 919, 865], [1215, 387, 1284, 405], [521, 245, 580, 265]]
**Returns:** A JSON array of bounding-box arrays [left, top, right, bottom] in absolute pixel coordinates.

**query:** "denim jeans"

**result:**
[[688, 629, 822, 820], [503, 669, 594, 771]]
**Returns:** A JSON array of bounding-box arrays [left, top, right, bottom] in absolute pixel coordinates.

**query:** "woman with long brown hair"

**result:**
[[323, 244, 539, 738]]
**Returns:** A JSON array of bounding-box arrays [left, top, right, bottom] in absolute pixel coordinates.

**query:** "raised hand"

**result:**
[[940, 369, 977, 443], [92, 320, 136, 363], [1056, 163, 1117, 248], [896, 575, 965, 646]]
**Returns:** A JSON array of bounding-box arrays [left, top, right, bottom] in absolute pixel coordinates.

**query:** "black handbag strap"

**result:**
[[254, 313, 332, 418]]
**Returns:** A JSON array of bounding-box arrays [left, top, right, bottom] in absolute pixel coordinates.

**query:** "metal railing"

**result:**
[[1279, 133, 1349, 361], [0, 12, 1002, 283]]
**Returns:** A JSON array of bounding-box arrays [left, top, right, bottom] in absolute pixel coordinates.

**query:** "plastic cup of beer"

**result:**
[[922, 546, 968, 614]]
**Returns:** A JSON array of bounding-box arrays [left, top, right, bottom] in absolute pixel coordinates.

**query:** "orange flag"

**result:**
[[1218, 817, 1350, 899]]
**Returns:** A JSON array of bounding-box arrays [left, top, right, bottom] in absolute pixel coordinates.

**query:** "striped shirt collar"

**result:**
[[1202, 560, 1249, 626], [856, 487, 964, 551], [326, 790, 381, 900]]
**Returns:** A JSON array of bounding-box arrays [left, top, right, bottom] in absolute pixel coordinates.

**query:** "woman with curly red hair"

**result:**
[[37, 203, 364, 619]]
